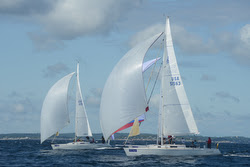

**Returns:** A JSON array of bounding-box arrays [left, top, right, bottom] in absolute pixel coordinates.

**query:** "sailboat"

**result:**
[[41, 63, 109, 149], [100, 17, 221, 156]]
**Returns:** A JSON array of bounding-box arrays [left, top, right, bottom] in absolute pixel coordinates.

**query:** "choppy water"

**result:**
[[0, 139, 250, 166]]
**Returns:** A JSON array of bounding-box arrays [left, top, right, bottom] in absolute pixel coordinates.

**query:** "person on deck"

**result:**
[[168, 135, 172, 144], [181, 138, 185, 144], [172, 136, 175, 144], [207, 137, 211, 149], [194, 140, 197, 148], [101, 136, 105, 144], [86, 136, 90, 142], [163, 137, 167, 144]]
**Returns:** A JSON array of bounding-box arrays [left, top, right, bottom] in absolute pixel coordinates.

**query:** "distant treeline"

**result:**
[[0, 133, 249, 144]]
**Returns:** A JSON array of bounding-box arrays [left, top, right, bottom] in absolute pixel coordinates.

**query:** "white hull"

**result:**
[[51, 142, 110, 150], [124, 144, 221, 156]]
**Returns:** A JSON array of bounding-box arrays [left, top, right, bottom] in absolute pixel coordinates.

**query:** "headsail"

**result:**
[[128, 118, 140, 137], [100, 32, 163, 140], [40, 72, 75, 144], [75, 63, 92, 137], [160, 17, 199, 136]]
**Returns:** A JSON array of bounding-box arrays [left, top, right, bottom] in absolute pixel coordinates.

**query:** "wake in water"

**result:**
[[224, 154, 250, 158]]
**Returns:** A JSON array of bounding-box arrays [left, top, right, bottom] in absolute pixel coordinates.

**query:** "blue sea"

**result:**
[[0, 138, 250, 166]]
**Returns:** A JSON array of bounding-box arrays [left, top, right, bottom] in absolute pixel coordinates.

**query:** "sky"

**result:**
[[0, 0, 250, 138]]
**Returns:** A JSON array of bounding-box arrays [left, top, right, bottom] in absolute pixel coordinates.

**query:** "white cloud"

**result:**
[[14, 103, 24, 112], [129, 23, 164, 47], [233, 24, 250, 64], [90, 88, 102, 97], [129, 23, 218, 55], [0, 0, 24, 8], [28, 32, 65, 51], [43, 62, 70, 78], [215, 91, 240, 103], [0, 93, 36, 114], [0, 0, 141, 50], [85, 96, 100, 108], [37, 0, 141, 40], [129, 21, 250, 66], [172, 25, 218, 55], [217, 24, 250, 65], [0, 91, 40, 133], [149, 94, 160, 109], [0, 0, 54, 15], [84, 88, 102, 108], [200, 74, 216, 82], [240, 24, 250, 45]]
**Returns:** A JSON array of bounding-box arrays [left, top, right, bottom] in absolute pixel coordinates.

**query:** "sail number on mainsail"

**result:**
[[170, 76, 181, 86]]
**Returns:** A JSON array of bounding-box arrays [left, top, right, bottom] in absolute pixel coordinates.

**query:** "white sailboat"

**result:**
[[41, 63, 109, 149], [100, 17, 221, 156]]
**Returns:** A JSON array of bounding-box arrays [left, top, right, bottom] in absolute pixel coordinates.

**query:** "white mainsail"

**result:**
[[75, 63, 92, 137], [160, 17, 199, 136], [100, 32, 163, 140], [40, 72, 75, 144]]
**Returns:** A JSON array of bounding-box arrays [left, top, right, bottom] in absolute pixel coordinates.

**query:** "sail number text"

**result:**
[[170, 76, 181, 86]]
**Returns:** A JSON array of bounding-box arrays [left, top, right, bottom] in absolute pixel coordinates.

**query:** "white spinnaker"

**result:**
[[100, 32, 163, 140], [40, 72, 75, 144], [75, 63, 92, 137], [111, 58, 161, 135], [160, 17, 199, 136]]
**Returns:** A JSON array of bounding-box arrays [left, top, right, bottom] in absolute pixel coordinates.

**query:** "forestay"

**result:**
[[160, 17, 199, 136], [40, 72, 75, 143], [100, 32, 163, 140]]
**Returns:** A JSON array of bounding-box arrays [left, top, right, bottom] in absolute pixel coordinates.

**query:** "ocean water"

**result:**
[[0, 139, 250, 167]]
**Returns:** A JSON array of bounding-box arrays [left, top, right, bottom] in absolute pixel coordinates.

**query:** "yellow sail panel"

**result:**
[[129, 118, 140, 137], [56, 132, 59, 136]]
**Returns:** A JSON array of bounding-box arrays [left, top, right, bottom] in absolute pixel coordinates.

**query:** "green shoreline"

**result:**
[[1, 133, 250, 144]]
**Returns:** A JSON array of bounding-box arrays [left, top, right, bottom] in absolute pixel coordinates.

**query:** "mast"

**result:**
[[158, 17, 169, 145], [75, 63, 79, 141]]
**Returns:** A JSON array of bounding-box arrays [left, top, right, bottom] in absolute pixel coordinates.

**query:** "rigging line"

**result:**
[[124, 135, 129, 146], [147, 62, 162, 105], [145, 40, 164, 93]]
